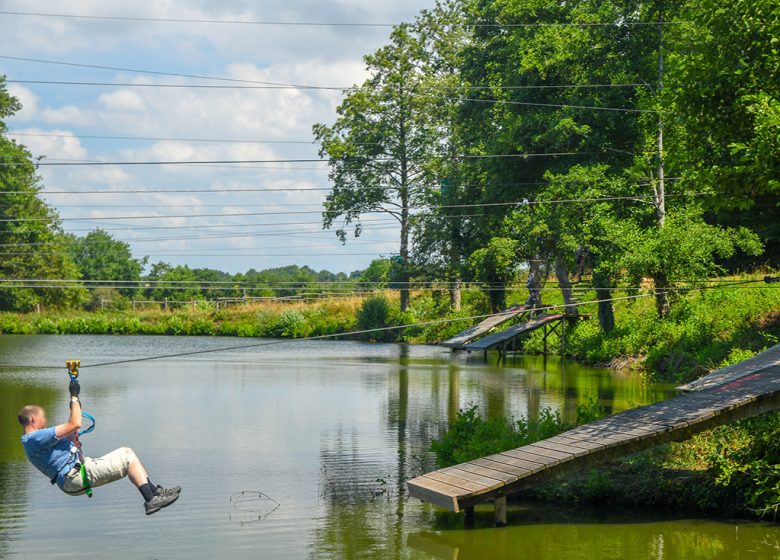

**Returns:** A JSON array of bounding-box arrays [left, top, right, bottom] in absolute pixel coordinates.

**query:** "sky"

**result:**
[[0, 1, 435, 275]]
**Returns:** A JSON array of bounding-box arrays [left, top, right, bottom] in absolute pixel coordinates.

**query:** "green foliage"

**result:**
[[85, 287, 129, 311], [359, 259, 392, 287], [665, 0, 780, 262], [617, 208, 763, 286], [0, 77, 88, 311], [467, 237, 521, 310], [67, 229, 145, 297], [558, 282, 780, 381], [431, 399, 605, 468], [356, 295, 395, 341]]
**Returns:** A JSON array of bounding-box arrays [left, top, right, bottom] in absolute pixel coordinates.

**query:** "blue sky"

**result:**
[[0, 1, 434, 274]]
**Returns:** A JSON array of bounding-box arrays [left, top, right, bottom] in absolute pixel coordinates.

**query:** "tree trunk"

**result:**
[[399, 125, 410, 312], [653, 3, 670, 319], [449, 278, 461, 311], [592, 270, 615, 333], [654, 272, 671, 318], [489, 281, 506, 313], [555, 257, 576, 316], [528, 259, 544, 314], [399, 216, 410, 312]]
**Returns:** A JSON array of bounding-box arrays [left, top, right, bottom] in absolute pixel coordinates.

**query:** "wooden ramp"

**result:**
[[441, 305, 529, 349], [677, 344, 780, 392], [407, 345, 780, 518], [461, 313, 564, 352]]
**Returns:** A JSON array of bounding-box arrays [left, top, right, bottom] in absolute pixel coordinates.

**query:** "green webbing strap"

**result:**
[[80, 463, 93, 498]]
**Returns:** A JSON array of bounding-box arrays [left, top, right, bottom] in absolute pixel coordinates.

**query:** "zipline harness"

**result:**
[[66, 359, 95, 497]]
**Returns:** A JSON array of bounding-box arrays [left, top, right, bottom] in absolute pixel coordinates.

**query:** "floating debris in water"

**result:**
[[229, 491, 280, 525]]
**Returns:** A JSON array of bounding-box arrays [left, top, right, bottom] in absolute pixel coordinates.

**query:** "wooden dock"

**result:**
[[407, 345, 780, 525], [441, 305, 529, 349], [461, 313, 565, 352]]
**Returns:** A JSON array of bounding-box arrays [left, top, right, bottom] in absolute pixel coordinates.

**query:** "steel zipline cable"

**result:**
[[0, 292, 659, 371], [0, 278, 772, 372]]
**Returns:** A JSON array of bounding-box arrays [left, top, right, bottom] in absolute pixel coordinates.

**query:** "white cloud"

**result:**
[[40, 105, 97, 126], [1, 0, 420, 272], [8, 127, 87, 160], [6, 84, 39, 121], [99, 90, 146, 112]]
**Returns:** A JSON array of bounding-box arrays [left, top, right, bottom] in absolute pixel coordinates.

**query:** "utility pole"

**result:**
[[653, 1, 671, 317], [655, 1, 666, 227]]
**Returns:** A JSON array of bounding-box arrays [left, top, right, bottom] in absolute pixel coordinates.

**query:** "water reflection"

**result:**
[[0, 377, 57, 558], [0, 335, 774, 560], [407, 515, 780, 560]]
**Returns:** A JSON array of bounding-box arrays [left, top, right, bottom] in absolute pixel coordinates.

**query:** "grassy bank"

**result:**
[[1, 277, 778, 383]]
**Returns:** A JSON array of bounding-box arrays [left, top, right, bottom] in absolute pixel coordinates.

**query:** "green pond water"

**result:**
[[0, 335, 777, 559]]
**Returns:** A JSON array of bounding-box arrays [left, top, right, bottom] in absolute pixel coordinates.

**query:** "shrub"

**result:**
[[356, 295, 394, 341], [431, 399, 605, 468]]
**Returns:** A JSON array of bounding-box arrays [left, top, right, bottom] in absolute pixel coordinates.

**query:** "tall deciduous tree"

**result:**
[[314, 24, 436, 312], [67, 229, 146, 297], [408, 0, 471, 310], [664, 0, 780, 266], [0, 77, 86, 311]]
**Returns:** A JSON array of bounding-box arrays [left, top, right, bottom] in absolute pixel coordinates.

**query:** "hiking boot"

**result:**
[[144, 489, 180, 515], [156, 485, 181, 498]]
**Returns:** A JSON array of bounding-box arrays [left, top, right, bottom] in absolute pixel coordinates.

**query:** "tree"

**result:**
[[456, 0, 661, 306], [0, 77, 86, 311], [618, 208, 763, 314], [408, 0, 471, 310], [467, 237, 520, 311], [314, 23, 437, 312], [68, 229, 145, 297], [145, 263, 203, 303], [359, 258, 392, 288], [664, 0, 780, 264]]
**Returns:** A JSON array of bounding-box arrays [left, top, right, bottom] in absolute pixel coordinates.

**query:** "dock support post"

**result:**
[[464, 506, 475, 529], [560, 318, 566, 355], [543, 324, 548, 355], [494, 496, 507, 527]]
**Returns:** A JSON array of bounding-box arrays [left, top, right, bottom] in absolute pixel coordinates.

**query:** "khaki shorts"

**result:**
[[62, 447, 136, 495]]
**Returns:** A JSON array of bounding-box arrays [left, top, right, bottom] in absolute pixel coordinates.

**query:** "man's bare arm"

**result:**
[[54, 396, 82, 439]]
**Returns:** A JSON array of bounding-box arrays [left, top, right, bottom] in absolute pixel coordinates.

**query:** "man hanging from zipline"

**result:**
[[18, 370, 181, 515]]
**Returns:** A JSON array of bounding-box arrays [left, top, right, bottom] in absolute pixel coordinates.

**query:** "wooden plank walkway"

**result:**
[[441, 305, 529, 348], [461, 314, 564, 351], [408, 345, 780, 516], [677, 344, 780, 392]]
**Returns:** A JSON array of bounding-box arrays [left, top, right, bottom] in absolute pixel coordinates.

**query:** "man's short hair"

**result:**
[[18, 405, 43, 427]]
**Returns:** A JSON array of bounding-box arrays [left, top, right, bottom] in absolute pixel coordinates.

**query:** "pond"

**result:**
[[1, 335, 777, 559]]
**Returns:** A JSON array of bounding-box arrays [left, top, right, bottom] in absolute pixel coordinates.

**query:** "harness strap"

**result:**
[[79, 463, 93, 498]]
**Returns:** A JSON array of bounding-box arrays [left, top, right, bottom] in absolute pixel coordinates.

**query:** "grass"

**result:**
[[1, 275, 778, 383]]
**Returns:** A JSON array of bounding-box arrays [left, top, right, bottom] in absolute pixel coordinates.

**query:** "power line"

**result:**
[[4, 79, 650, 92], [0, 56, 635, 92], [0, 177, 683, 196], [0, 151, 636, 167], [463, 97, 661, 114], [0, 277, 767, 288], [0, 193, 709, 223], [0, 252, 396, 257], [0, 55, 319, 89], [7, 131, 320, 145], [0, 10, 689, 28]]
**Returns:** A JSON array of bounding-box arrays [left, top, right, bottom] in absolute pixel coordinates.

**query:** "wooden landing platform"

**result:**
[[441, 305, 529, 349], [408, 354, 780, 514], [677, 344, 780, 392], [461, 314, 564, 352]]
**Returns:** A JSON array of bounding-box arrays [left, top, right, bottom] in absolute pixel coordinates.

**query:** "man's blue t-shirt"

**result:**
[[21, 428, 78, 489]]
